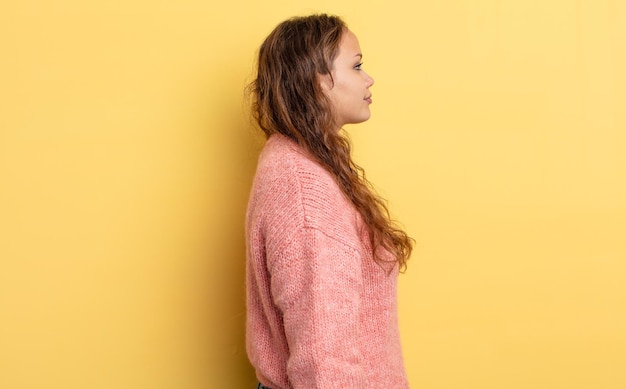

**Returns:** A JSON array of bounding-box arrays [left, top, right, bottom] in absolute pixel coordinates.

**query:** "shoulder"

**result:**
[[253, 134, 325, 189], [248, 135, 361, 252]]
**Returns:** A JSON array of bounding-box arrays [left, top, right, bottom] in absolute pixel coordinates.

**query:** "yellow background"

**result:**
[[1, 1, 624, 388]]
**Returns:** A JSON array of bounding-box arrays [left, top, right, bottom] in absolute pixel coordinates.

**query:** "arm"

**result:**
[[268, 226, 365, 389]]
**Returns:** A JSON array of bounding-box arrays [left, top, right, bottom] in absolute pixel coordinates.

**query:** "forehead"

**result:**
[[337, 29, 362, 57]]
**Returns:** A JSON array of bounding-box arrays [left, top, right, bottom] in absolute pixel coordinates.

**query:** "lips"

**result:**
[[364, 95, 372, 104]]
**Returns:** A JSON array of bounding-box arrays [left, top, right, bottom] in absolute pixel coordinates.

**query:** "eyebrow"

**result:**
[[355, 53, 363, 59]]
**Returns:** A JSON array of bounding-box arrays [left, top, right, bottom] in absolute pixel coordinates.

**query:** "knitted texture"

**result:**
[[246, 134, 409, 389]]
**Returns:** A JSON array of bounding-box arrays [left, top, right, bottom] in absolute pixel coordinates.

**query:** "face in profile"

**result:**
[[322, 29, 375, 128]]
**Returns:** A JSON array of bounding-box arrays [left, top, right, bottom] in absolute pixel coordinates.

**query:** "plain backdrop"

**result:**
[[1, 1, 625, 388]]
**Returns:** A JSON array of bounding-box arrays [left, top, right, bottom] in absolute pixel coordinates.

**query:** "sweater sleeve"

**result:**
[[268, 226, 365, 389]]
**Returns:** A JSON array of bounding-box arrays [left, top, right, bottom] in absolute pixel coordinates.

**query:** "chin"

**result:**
[[357, 114, 372, 123], [340, 112, 372, 126]]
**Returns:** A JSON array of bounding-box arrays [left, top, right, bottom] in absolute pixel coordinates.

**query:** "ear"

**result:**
[[318, 73, 334, 92]]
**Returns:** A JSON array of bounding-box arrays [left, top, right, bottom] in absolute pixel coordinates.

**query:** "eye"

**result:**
[[354, 62, 363, 70]]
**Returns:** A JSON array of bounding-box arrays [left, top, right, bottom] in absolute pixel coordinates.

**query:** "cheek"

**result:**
[[335, 80, 359, 102]]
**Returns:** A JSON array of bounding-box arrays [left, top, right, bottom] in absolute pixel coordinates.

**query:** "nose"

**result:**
[[364, 71, 374, 87]]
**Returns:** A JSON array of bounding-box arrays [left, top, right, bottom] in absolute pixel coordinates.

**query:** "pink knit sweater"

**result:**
[[246, 134, 409, 389]]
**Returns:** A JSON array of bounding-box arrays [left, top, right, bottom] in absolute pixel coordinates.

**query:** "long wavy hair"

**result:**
[[248, 14, 413, 271]]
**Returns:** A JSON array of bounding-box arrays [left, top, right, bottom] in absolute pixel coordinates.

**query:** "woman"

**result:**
[[245, 14, 413, 389]]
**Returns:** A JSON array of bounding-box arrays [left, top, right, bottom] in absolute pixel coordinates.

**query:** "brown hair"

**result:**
[[248, 14, 413, 271]]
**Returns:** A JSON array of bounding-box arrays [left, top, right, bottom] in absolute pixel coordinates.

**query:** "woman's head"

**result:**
[[250, 14, 373, 140]]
